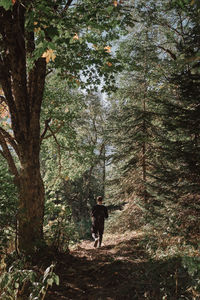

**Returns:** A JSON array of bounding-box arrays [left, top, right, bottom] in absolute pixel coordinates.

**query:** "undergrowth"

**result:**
[[0, 252, 59, 300], [106, 201, 200, 300]]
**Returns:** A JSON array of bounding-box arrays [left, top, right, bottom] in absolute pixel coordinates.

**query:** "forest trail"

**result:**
[[46, 231, 189, 300]]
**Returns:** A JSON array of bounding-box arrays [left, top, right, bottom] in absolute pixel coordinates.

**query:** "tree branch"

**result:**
[[160, 21, 183, 38], [62, 0, 74, 13], [0, 58, 20, 136], [0, 127, 20, 158], [48, 125, 62, 177], [41, 122, 64, 141], [0, 149, 6, 159], [0, 130, 19, 183], [40, 118, 52, 142], [29, 57, 46, 115], [90, 116, 98, 145], [157, 45, 177, 60], [0, 95, 6, 103]]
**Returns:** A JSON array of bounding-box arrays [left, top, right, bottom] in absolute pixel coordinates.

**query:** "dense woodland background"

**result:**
[[0, 0, 200, 299]]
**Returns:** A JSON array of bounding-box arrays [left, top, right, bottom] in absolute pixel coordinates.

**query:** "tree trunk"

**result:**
[[102, 144, 106, 198], [16, 59, 46, 254], [18, 151, 45, 253], [0, 3, 47, 254]]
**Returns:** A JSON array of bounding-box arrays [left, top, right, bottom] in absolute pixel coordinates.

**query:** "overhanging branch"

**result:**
[[0, 129, 19, 182], [0, 127, 20, 158], [0, 58, 19, 134], [47, 125, 62, 177], [157, 45, 177, 60], [40, 118, 52, 142], [62, 0, 74, 13], [40, 121, 63, 141]]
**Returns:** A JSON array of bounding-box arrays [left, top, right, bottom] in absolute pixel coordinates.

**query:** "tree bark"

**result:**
[[16, 56, 47, 254], [18, 155, 45, 253], [0, 4, 47, 254]]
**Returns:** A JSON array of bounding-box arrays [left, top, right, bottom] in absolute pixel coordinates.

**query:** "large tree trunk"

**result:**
[[18, 165, 45, 253], [0, 4, 47, 255], [16, 57, 46, 253], [18, 143, 45, 253]]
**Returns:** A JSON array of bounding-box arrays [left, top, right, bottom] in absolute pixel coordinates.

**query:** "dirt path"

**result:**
[[46, 231, 190, 300]]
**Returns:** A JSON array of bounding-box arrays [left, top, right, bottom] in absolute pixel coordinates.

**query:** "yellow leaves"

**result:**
[[93, 44, 98, 50], [12, 0, 16, 4], [104, 46, 111, 53], [158, 83, 166, 89], [34, 22, 48, 34], [34, 28, 40, 33], [93, 44, 112, 53], [0, 101, 10, 127], [0, 256, 6, 272], [186, 55, 200, 63], [65, 176, 69, 181], [0, 89, 10, 120], [73, 33, 79, 40], [106, 61, 112, 67], [42, 49, 56, 63], [191, 0, 195, 5], [113, 0, 118, 7], [65, 106, 69, 113], [67, 74, 80, 85], [34, 21, 40, 33]]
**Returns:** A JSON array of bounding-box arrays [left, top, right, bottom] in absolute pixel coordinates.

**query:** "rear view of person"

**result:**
[[91, 196, 108, 248]]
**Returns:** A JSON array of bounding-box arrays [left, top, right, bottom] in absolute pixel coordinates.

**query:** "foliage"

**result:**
[[141, 0, 200, 236], [0, 257, 59, 300], [0, 0, 133, 254], [106, 0, 200, 240], [24, 0, 133, 91], [182, 256, 200, 298], [107, 29, 160, 204], [41, 82, 107, 240], [44, 195, 77, 251], [138, 227, 200, 299], [0, 157, 17, 254]]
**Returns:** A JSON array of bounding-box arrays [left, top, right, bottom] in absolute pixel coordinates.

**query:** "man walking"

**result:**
[[91, 196, 108, 248]]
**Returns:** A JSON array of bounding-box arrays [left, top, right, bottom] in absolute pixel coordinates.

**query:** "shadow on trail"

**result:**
[[47, 236, 191, 300]]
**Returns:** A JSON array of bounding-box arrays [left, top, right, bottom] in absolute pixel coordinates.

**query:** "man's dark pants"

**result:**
[[91, 217, 104, 247]]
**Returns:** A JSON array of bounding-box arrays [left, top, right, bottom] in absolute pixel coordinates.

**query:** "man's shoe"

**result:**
[[94, 237, 99, 248]]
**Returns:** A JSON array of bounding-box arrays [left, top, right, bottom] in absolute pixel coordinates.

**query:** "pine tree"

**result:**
[[107, 30, 161, 205], [138, 0, 200, 236]]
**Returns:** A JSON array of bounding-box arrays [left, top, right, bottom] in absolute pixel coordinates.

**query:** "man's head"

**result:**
[[97, 196, 103, 204]]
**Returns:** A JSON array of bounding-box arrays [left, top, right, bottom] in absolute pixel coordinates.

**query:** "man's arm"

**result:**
[[104, 206, 108, 218]]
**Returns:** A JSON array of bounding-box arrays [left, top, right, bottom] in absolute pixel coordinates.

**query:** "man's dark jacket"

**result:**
[[91, 204, 108, 220]]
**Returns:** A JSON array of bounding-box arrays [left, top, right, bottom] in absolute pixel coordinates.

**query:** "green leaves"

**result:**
[[0, 157, 17, 255], [106, 5, 114, 13], [0, 260, 59, 299], [0, 0, 12, 10]]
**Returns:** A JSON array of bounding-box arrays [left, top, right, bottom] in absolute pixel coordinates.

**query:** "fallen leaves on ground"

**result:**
[[46, 230, 192, 300]]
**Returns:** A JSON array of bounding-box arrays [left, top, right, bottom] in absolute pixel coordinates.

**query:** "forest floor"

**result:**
[[46, 230, 194, 300]]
